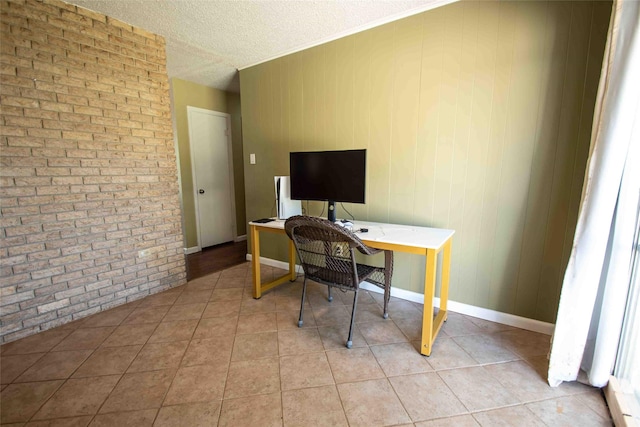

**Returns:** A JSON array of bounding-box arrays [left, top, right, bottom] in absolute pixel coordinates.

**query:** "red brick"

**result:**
[[51, 176, 82, 185], [4, 116, 42, 128], [56, 94, 88, 106], [36, 185, 70, 196], [23, 107, 58, 120], [42, 120, 74, 130], [61, 131, 93, 141], [27, 128, 61, 138], [66, 67, 98, 81], [59, 110, 92, 123], [66, 150, 96, 159], [103, 110, 129, 120], [46, 38, 80, 56], [0, 126, 26, 137], [39, 100, 73, 112], [5, 224, 42, 237], [35, 167, 70, 176], [60, 9, 92, 25], [34, 80, 69, 94], [109, 49, 135, 69], [0, 75, 34, 91], [72, 123, 103, 134], [13, 176, 50, 186], [42, 141, 76, 150], [14, 46, 52, 62], [47, 158, 80, 167], [106, 16, 132, 31], [1, 11, 28, 27], [114, 86, 138, 97], [16, 67, 53, 83], [47, 16, 86, 34], [92, 20, 121, 38], [52, 74, 85, 88], [7, 136, 44, 147], [33, 0, 66, 14], [11, 25, 48, 44], [32, 60, 66, 75], [116, 104, 141, 115], [85, 80, 113, 93], [2, 95, 39, 108], [75, 6, 106, 23], [91, 116, 118, 127], [72, 105, 102, 116]]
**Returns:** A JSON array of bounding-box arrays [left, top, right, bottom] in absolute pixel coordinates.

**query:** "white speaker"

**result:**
[[275, 176, 302, 219]]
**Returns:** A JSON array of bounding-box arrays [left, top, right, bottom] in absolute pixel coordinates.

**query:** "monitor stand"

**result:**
[[327, 200, 336, 222]]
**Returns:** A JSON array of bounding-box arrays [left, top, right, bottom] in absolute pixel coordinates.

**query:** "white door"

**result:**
[[187, 107, 235, 248]]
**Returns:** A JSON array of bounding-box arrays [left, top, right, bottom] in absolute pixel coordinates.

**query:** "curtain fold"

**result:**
[[548, 0, 640, 388]]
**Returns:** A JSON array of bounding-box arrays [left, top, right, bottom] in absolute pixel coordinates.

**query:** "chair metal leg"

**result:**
[[327, 285, 333, 302], [346, 289, 359, 348], [298, 278, 308, 327], [383, 250, 392, 319], [383, 288, 390, 319]]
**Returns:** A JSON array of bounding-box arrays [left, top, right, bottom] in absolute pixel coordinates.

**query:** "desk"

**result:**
[[249, 219, 454, 356]]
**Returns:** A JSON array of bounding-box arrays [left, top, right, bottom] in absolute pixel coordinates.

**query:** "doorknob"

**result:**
[[198, 189, 205, 194]]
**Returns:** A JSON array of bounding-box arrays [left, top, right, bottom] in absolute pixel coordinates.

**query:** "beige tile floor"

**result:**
[[0, 262, 613, 426]]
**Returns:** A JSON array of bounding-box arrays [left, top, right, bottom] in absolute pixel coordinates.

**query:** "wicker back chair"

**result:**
[[284, 215, 393, 348]]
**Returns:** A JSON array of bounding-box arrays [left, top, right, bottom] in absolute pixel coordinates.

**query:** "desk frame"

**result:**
[[250, 222, 452, 356]]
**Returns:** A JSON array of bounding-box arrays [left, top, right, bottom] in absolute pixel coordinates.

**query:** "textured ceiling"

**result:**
[[67, 0, 454, 93]]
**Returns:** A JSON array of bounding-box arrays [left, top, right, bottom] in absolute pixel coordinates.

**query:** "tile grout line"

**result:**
[[21, 311, 142, 424], [89, 287, 181, 422], [219, 269, 250, 421]]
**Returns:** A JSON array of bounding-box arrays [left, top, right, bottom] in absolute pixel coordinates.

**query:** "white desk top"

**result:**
[[250, 218, 455, 251]]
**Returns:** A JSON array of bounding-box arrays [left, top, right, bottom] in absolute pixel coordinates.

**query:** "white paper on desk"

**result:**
[[371, 227, 414, 241], [364, 226, 454, 249]]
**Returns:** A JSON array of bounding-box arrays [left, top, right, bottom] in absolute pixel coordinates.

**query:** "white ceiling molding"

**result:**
[[238, 0, 457, 72], [68, 0, 457, 93]]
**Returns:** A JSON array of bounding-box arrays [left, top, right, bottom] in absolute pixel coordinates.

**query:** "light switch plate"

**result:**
[[250, 153, 256, 164]]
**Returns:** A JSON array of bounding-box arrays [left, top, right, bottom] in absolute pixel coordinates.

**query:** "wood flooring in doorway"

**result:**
[[186, 240, 247, 281]]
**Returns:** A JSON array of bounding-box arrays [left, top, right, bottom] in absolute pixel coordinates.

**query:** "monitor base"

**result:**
[[328, 200, 336, 222]]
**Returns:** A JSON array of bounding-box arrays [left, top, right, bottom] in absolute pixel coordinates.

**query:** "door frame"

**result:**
[[186, 106, 237, 251]]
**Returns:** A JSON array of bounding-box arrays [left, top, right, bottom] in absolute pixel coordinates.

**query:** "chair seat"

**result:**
[[305, 263, 378, 289]]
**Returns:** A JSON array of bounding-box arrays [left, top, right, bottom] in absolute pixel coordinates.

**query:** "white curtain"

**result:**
[[548, 0, 640, 388]]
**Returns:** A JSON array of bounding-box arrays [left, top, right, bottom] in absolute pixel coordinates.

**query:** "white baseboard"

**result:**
[[246, 254, 304, 273], [184, 246, 200, 255], [185, 236, 246, 254], [247, 254, 555, 336]]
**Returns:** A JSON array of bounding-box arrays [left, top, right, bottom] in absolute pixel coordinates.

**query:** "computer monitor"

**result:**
[[289, 149, 366, 222]]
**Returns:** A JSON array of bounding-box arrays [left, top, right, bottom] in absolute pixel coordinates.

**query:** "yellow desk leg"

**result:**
[[422, 248, 437, 356], [251, 225, 262, 299], [439, 238, 452, 318], [288, 238, 296, 281]]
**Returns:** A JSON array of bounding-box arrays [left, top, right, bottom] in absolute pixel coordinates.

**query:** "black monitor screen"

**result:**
[[290, 149, 366, 204]]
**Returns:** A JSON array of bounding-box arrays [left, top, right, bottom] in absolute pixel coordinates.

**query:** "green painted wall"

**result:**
[[171, 78, 246, 249], [239, 0, 611, 323], [227, 92, 246, 237]]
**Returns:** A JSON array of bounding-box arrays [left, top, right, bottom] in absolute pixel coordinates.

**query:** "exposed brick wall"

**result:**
[[0, 0, 187, 343]]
